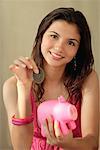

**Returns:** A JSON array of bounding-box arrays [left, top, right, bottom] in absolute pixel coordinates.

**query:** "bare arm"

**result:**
[[3, 57, 39, 150], [67, 70, 99, 150], [81, 70, 99, 149], [3, 76, 33, 150]]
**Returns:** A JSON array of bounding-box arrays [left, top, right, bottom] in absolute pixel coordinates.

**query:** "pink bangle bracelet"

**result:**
[[12, 114, 34, 126]]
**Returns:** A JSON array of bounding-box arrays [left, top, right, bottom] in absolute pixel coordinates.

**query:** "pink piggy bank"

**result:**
[[37, 96, 78, 137]]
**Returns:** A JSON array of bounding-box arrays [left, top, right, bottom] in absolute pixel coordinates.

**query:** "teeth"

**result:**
[[51, 52, 62, 59]]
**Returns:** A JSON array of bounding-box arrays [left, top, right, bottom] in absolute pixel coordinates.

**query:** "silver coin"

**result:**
[[33, 67, 45, 84]]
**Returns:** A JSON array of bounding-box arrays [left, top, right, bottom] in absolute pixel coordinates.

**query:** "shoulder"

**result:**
[[3, 75, 17, 85], [82, 69, 99, 93], [85, 69, 98, 82], [81, 69, 99, 117], [81, 69, 99, 111], [3, 76, 17, 96], [3, 76, 17, 116]]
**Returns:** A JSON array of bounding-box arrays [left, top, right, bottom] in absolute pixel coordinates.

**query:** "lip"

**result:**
[[49, 51, 64, 60]]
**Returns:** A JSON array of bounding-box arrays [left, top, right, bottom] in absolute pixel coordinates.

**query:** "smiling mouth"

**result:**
[[49, 51, 64, 59]]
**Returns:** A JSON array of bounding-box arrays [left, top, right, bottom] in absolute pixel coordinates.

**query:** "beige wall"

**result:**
[[0, 0, 100, 149]]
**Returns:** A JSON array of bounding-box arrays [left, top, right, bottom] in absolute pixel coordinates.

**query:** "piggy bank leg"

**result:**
[[60, 122, 69, 135], [67, 121, 76, 130]]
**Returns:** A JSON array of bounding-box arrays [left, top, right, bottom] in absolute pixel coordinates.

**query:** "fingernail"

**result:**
[[9, 65, 13, 69], [34, 68, 39, 74], [29, 65, 33, 69], [25, 57, 29, 60], [22, 64, 26, 68]]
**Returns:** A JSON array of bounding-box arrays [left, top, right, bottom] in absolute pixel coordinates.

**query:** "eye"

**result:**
[[67, 40, 75, 46], [50, 34, 58, 39]]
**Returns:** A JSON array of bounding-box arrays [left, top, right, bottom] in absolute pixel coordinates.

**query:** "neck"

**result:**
[[41, 63, 69, 101], [44, 63, 66, 86]]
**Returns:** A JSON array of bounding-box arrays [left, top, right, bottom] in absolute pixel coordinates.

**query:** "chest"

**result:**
[[40, 85, 69, 103]]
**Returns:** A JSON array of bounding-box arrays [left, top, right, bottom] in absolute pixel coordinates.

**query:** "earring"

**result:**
[[74, 57, 77, 71]]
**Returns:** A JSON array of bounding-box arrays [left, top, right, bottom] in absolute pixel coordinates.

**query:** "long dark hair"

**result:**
[[31, 7, 94, 104]]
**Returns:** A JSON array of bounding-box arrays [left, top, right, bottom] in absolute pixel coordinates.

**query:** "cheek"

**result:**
[[41, 41, 50, 58], [41, 42, 53, 57], [65, 48, 78, 58], [41, 41, 46, 55], [64, 48, 78, 63], [41, 38, 50, 52]]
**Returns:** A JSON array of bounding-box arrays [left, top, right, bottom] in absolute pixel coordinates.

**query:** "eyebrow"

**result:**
[[49, 31, 60, 36], [49, 31, 80, 44], [69, 38, 80, 44]]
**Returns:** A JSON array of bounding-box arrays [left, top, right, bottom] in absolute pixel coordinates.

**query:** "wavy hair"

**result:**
[[31, 7, 94, 104]]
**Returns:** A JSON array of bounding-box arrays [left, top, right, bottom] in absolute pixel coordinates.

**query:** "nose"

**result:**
[[54, 40, 64, 52], [54, 47, 59, 51]]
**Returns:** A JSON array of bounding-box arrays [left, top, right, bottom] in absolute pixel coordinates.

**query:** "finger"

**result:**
[[9, 64, 27, 81], [46, 139, 50, 144], [29, 58, 39, 74], [9, 64, 19, 72], [54, 120, 63, 139], [9, 65, 20, 80], [43, 119, 51, 139], [14, 59, 26, 68], [22, 57, 39, 74], [46, 138, 55, 146], [47, 116, 55, 138], [18, 56, 33, 69], [20, 56, 39, 74]]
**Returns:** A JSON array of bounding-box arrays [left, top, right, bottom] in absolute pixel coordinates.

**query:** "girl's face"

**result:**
[[41, 20, 80, 68]]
